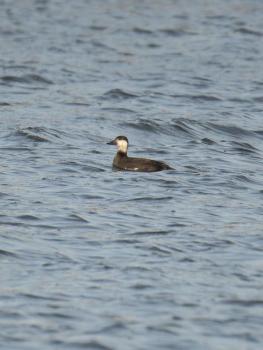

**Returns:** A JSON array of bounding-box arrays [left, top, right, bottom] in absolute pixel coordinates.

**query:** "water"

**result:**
[[1, 0, 263, 349]]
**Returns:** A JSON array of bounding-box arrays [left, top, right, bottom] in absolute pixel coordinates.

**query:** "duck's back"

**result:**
[[113, 153, 172, 172]]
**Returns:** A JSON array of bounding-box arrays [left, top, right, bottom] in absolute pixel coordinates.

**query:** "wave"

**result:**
[[102, 88, 139, 100], [121, 117, 263, 155], [206, 122, 256, 137], [122, 118, 202, 138], [235, 27, 263, 37], [230, 141, 259, 155], [132, 27, 154, 35], [14, 127, 62, 143], [0, 249, 17, 258], [159, 28, 197, 37], [0, 74, 53, 85], [171, 93, 222, 101]]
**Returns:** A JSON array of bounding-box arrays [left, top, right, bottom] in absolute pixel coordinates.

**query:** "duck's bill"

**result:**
[[107, 139, 116, 145]]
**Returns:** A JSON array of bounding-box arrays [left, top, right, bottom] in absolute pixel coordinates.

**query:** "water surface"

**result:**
[[1, 1, 263, 349]]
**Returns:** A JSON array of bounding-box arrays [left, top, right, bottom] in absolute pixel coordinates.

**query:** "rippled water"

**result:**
[[1, 0, 263, 349]]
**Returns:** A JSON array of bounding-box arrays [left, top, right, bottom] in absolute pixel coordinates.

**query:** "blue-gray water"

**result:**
[[1, 1, 263, 349]]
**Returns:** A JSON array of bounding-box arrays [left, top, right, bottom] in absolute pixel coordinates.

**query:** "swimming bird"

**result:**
[[107, 136, 173, 172]]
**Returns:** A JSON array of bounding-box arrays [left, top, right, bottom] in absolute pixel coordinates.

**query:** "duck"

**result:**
[[107, 135, 173, 172]]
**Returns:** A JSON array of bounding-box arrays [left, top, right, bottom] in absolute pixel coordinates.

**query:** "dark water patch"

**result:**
[[189, 239, 234, 252], [233, 272, 251, 282], [159, 28, 196, 37], [0, 214, 60, 230], [201, 137, 216, 145], [0, 192, 9, 198], [1, 64, 31, 70], [234, 175, 259, 185], [128, 196, 173, 202], [89, 25, 107, 31], [235, 27, 263, 37], [39, 104, 52, 109], [1, 334, 26, 343], [68, 214, 89, 223], [133, 27, 154, 35], [91, 150, 102, 155], [0, 249, 17, 258], [183, 165, 201, 173], [131, 230, 172, 236], [224, 299, 263, 307], [168, 222, 187, 228], [50, 253, 77, 265], [0, 28, 24, 36], [79, 194, 104, 200], [253, 80, 263, 87], [102, 88, 139, 100], [191, 76, 212, 88], [48, 46, 67, 53], [0, 102, 11, 106], [64, 102, 90, 107], [47, 253, 78, 264], [113, 239, 141, 244], [91, 40, 116, 52], [19, 293, 67, 302], [253, 96, 263, 103], [119, 50, 135, 57], [91, 321, 128, 334], [254, 130, 263, 138], [101, 107, 136, 114], [7, 90, 31, 95], [62, 340, 112, 350], [147, 325, 178, 335], [16, 215, 40, 221], [178, 257, 195, 263], [0, 220, 60, 230], [207, 14, 236, 20], [148, 245, 172, 256], [131, 283, 153, 290], [147, 42, 161, 48], [123, 265, 151, 273], [0, 220, 25, 227], [193, 76, 212, 83], [0, 310, 22, 320], [230, 141, 259, 155], [0, 74, 53, 85], [172, 93, 222, 102], [37, 311, 77, 320]]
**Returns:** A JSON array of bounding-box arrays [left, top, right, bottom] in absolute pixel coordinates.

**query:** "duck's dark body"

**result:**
[[107, 134, 173, 172], [113, 151, 172, 172]]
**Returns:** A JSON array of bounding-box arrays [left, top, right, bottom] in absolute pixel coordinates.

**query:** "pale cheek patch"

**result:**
[[117, 140, 128, 153]]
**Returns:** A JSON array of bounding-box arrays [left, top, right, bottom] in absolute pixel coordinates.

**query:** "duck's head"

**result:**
[[107, 135, 129, 154]]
